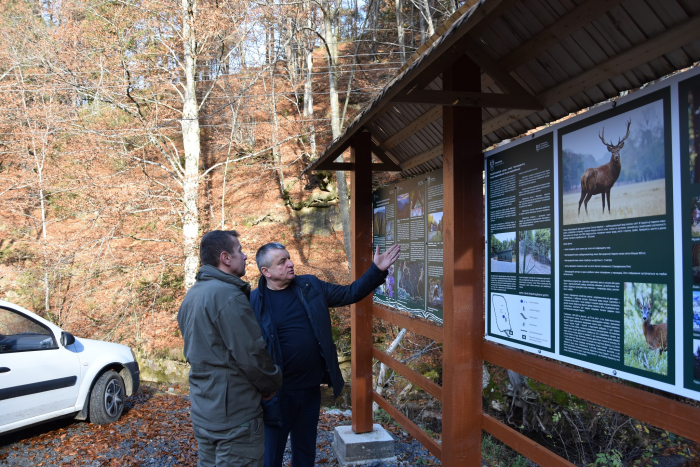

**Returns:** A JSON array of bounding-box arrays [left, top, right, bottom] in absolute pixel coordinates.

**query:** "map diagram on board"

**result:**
[[492, 294, 512, 337]]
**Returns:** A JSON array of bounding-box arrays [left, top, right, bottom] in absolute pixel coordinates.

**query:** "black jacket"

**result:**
[[177, 265, 282, 431], [250, 263, 388, 425]]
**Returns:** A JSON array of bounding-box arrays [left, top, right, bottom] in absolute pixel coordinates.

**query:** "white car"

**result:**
[[0, 300, 140, 434]]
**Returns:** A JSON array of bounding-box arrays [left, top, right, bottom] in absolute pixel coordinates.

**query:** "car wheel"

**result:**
[[89, 371, 125, 425]]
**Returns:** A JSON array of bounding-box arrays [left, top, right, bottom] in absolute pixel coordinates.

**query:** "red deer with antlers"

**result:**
[[637, 296, 668, 353], [578, 120, 631, 216]]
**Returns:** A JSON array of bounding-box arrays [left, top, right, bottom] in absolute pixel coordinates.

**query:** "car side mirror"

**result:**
[[61, 331, 75, 346]]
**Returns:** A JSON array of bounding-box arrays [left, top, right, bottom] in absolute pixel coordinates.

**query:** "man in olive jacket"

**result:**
[[178, 230, 282, 467]]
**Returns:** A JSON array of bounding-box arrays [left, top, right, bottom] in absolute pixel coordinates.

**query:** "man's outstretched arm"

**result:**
[[324, 244, 400, 307]]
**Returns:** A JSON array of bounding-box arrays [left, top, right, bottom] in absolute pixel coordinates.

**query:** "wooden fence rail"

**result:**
[[369, 304, 700, 464]]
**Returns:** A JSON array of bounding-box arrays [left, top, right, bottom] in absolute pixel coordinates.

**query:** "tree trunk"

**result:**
[[304, 44, 317, 158], [181, 0, 201, 290], [420, 0, 434, 40], [322, 4, 352, 269], [396, 0, 406, 64]]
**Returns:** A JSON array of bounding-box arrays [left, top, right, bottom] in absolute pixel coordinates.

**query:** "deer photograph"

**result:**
[[694, 340, 700, 381], [623, 282, 669, 375], [577, 119, 630, 216], [561, 101, 667, 225]]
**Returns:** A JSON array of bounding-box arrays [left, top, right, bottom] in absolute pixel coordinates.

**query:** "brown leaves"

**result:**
[[0, 385, 198, 466]]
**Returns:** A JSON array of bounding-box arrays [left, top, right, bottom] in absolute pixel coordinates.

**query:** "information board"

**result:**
[[486, 66, 700, 401], [373, 170, 444, 323]]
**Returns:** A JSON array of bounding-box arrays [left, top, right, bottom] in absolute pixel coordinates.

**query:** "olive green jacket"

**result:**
[[177, 265, 282, 431]]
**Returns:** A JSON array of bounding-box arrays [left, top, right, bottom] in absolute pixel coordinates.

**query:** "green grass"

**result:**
[[482, 434, 534, 467]]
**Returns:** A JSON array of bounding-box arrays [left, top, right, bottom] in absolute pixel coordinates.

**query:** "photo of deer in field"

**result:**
[[561, 100, 667, 225], [623, 282, 668, 375]]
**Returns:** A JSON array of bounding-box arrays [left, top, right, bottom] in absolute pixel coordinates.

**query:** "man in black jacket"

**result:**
[[250, 242, 399, 467], [178, 230, 282, 467]]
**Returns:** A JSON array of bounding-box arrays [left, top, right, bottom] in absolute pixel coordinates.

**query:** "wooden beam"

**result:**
[[350, 130, 374, 434], [400, 0, 521, 93], [482, 13, 700, 135], [307, 138, 351, 172], [371, 163, 402, 172], [482, 414, 577, 467], [371, 348, 443, 401], [441, 56, 484, 466], [400, 144, 443, 171], [391, 90, 542, 110], [380, 106, 443, 151], [499, 0, 626, 77], [372, 391, 443, 460], [484, 342, 700, 444], [461, 35, 534, 96], [314, 161, 355, 171], [372, 305, 443, 342], [370, 142, 402, 171]]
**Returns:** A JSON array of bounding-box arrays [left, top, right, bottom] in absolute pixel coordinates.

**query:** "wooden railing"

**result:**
[[370, 304, 700, 465]]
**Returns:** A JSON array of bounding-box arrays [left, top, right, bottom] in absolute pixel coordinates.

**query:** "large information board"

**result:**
[[373, 170, 444, 323], [485, 66, 700, 400]]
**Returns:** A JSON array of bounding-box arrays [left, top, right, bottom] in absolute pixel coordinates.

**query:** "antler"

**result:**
[[618, 119, 632, 145], [599, 119, 632, 148]]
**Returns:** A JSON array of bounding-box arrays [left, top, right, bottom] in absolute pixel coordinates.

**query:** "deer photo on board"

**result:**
[[578, 120, 631, 216], [561, 100, 667, 225], [637, 296, 668, 353]]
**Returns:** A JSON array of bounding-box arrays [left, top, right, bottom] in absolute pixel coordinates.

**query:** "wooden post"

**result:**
[[441, 57, 484, 465], [350, 129, 375, 433]]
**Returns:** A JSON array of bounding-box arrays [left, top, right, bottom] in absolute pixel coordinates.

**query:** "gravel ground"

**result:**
[[0, 385, 441, 466]]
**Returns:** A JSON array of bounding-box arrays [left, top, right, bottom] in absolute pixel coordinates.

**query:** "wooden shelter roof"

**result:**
[[307, 0, 700, 176]]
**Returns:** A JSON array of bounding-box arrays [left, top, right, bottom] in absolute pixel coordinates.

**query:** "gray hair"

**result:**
[[255, 242, 287, 271]]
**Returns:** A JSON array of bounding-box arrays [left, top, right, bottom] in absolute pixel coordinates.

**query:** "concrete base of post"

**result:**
[[332, 424, 398, 466]]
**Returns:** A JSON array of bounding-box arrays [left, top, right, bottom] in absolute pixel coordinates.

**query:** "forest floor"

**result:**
[[0, 384, 441, 467]]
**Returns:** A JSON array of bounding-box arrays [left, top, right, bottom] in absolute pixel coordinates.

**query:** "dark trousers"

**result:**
[[264, 386, 321, 467]]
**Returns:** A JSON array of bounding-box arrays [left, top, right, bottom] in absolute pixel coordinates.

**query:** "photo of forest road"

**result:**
[[397, 260, 425, 306], [561, 101, 667, 225], [623, 282, 669, 375], [490, 232, 516, 273], [518, 229, 551, 274], [428, 212, 443, 242]]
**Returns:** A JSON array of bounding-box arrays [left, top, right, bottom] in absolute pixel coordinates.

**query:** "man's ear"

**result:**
[[219, 251, 231, 267], [261, 266, 271, 278]]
